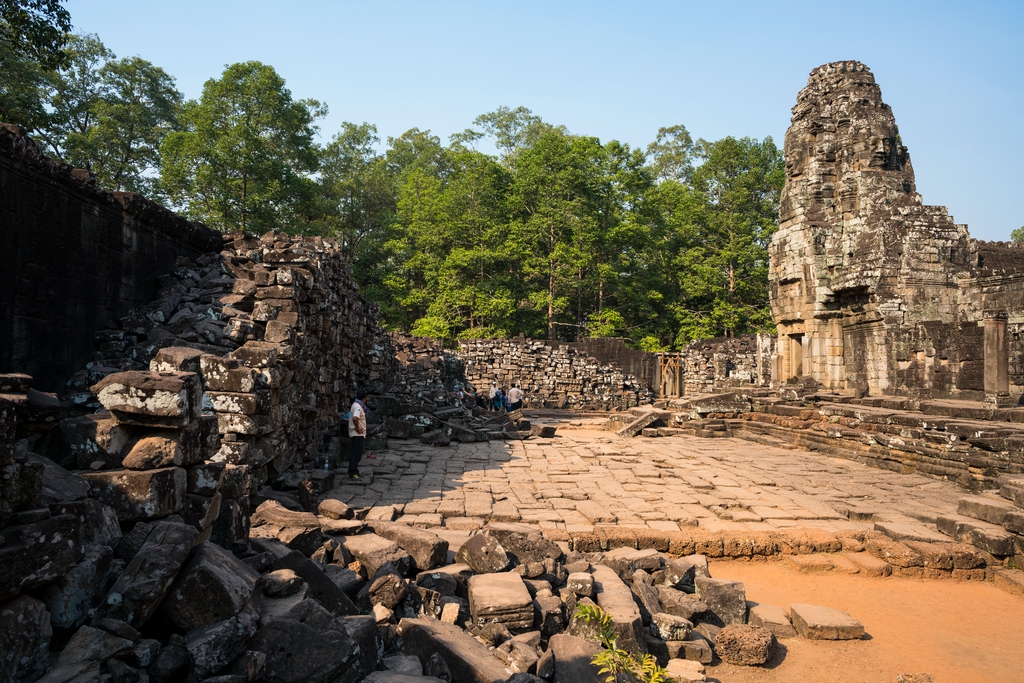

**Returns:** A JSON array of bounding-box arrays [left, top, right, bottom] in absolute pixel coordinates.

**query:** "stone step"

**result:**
[[936, 514, 1019, 556], [956, 495, 1019, 525], [873, 521, 949, 544]]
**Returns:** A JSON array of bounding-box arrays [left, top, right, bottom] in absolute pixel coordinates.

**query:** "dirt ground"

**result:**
[[703, 559, 1024, 683]]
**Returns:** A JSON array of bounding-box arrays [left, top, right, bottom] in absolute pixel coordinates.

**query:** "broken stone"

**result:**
[[790, 603, 865, 640], [468, 572, 534, 630], [547, 633, 602, 683], [747, 604, 797, 638], [495, 638, 540, 674], [565, 572, 594, 597], [248, 599, 359, 683], [55, 625, 133, 667], [91, 371, 202, 427], [383, 654, 423, 676], [714, 624, 775, 665], [694, 576, 746, 625], [80, 467, 186, 521], [262, 569, 304, 598], [650, 612, 692, 641], [249, 500, 323, 557], [38, 544, 114, 629], [318, 498, 353, 520], [656, 587, 709, 622], [342, 533, 414, 577], [269, 551, 359, 617], [397, 617, 511, 683], [0, 513, 79, 600], [372, 522, 449, 571], [0, 595, 53, 683], [359, 572, 408, 610], [185, 601, 259, 679], [592, 565, 646, 654], [664, 658, 707, 683], [101, 520, 198, 626], [162, 542, 259, 630], [455, 534, 509, 574]]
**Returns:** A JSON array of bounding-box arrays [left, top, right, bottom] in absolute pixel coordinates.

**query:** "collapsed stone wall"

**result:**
[[0, 124, 222, 392], [458, 337, 654, 410], [768, 61, 1024, 403], [678, 334, 774, 395]]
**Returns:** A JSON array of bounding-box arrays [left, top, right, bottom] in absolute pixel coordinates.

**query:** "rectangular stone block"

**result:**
[[91, 371, 202, 426], [467, 572, 534, 629], [80, 467, 186, 521], [200, 355, 257, 392]]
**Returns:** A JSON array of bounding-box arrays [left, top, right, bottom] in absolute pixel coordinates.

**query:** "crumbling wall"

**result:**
[[458, 337, 653, 409], [680, 334, 774, 395], [0, 124, 222, 391]]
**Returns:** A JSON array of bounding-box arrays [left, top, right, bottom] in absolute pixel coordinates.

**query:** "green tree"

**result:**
[[160, 61, 326, 232], [646, 124, 694, 183], [0, 36, 48, 130], [86, 56, 182, 194], [1011, 226, 1024, 243], [36, 32, 111, 160], [0, 0, 71, 70], [470, 105, 562, 166]]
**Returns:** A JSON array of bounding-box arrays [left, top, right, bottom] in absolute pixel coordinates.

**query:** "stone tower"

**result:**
[[769, 61, 972, 395]]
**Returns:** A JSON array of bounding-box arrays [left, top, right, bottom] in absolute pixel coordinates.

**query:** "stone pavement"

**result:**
[[329, 423, 965, 536]]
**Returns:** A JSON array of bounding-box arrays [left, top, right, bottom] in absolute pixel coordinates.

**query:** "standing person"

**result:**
[[488, 381, 498, 411], [500, 386, 510, 412], [492, 386, 505, 412], [508, 383, 524, 411], [348, 390, 368, 480]]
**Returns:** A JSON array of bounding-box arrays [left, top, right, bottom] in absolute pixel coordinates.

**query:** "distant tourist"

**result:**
[[348, 390, 368, 480], [492, 386, 505, 412], [488, 381, 498, 411], [508, 383, 524, 411]]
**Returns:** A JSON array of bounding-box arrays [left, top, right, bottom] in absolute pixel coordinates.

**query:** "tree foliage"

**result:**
[[160, 61, 326, 232], [0, 0, 71, 69]]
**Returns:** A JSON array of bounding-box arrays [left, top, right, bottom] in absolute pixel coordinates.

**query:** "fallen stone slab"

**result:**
[[250, 500, 324, 556], [249, 599, 360, 683], [372, 522, 449, 571], [747, 604, 796, 638], [162, 541, 259, 630], [663, 555, 709, 588], [38, 544, 114, 629], [54, 625, 133, 667], [957, 495, 1017, 525], [694, 576, 747, 625], [468, 572, 534, 629], [664, 658, 707, 682], [548, 633, 602, 683], [184, 602, 259, 679], [592, 565, 646, 654], [566, 572, 594, 597], [270, 551, 359, 616], [80, 467, 186, 521], [656, 586, 709, 621], [455, 533, 510, 573], [342, 533, 414, 577], [318, 498, 353, 520], [650, 612, 692, 641], [363, 673, 447, 683], [714, 624, 775, 665], [790, 603, 865, 640], [100, 520, 198, 626], [397, 617, 510, 683]]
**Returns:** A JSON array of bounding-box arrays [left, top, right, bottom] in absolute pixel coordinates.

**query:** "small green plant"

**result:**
[[573, 603, 669, 683]]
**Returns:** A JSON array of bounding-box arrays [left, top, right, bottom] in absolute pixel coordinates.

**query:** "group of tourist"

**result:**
[[457, 381, 525, 412]]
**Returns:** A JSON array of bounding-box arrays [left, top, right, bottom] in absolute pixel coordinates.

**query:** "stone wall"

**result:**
[[0, 124, 221, 391], [768, 61, 1024, 403], [678, 334, 775, 395], [458, 337, 654, 409]]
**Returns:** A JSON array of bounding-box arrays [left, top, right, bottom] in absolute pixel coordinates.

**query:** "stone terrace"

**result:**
[[327, 421, 965, 539]]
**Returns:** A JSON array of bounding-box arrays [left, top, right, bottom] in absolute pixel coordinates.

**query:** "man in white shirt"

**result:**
[[348, 390, 367, 480], [488, 381, 498, 411], [507, 384, 524, 411]]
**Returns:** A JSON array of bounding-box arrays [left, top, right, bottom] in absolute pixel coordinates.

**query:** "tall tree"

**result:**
[[0, 0, 71, 69], [160, 61, 326, 233]]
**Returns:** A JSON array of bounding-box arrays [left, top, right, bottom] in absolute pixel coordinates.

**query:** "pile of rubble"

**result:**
[[458, 338, 653, 411]]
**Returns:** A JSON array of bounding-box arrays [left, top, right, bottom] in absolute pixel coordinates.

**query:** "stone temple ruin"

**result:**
[[1, 62, 1023, 683]]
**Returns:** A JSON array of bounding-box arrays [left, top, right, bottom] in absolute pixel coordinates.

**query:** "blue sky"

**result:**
[[66, 0, 1023, 240]]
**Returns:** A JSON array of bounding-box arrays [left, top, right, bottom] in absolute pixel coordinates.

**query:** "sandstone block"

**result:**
[[790, 603, 865, 640], [249, 599, 359, 683], [468, 572, 534, 629], [747, 603, 796, 638], [162, 541, 259, 630], [342, 533, 414, 577], [318, 498, 353, 520], [957, 495, 1016, 525], [694, 576, 747, 625], [54, 624, 132, 667], [101, 520, 198, 626], [91, 371, 202, 426], [566, 572, 594, 597], [249, 500, 323, 556], [149, 347, 204, 373], [372, 522, 449, 571], [650, 612, 692, 640], [270, 551, 359, 616], [81, 467, 185, 521], [185, 603, 260, 679], [397, 617, 511, 683], [657, 586, 709, 621], [199, 355, 257, 392], [229, 341, 279, 368], [0, 595, 52, 683], [0, 514, 79, 600], [664, 658, 707, 682], [454, 533, 509, 573], [547, 633, 602, 683], [38, 545, 113, 629], [592, 565, 646, 654]]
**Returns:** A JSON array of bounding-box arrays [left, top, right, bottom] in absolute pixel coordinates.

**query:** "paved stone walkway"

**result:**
[[329, 424, 965, 535]]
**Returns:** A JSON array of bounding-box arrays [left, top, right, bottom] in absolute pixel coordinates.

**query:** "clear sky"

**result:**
[[65, 0, 1023, 240]]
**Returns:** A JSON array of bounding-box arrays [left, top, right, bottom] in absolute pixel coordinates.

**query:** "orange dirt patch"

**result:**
[[704, 559, 1024, 683]]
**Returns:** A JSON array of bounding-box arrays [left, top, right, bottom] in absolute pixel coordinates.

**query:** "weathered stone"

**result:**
[[38, 544, 113, 629], [455, 534, 509, 574], [468, 572, 534, 629], [91, 371, 202, 426], [318, 498, 353, 520], [714, 624, 775, 665], [790, 603, 865, 640], [397, 617, 510, 683], [249, 500, 323, 556], [360, 572, 408, 610], [485, 524, 563, 567], [37, 414, 131, 471], [262, 569, 304, 598], [150, 346, 204, 373], [29, 452, 89, 504], [184, 602, 259, 679], [566, 572, 594, 597], [0, 595, 53, 683], [101, 520, 198, 626], [0, 513, 79, 600], [656, 586, 709, 622], [372, 522, 449, 571], [269, 551, 359, 616], [663, 555, 708, 588], [650, 612, 692, 641], [630, 575, 662, 623], [592, 565, 646, 654], [533, 593, 565, 636], [249, 599, 359, 683], [495, 638, 539, 674], [162, 541, 259, 630], [363, 674, 446, 683], [342, 533, 414, 577], [547, 633, 602, 683], [80, 467, 186, 521], [747, 604, 797, 638], [55, 625, 133, 667], [121, 436, 184, 469], [694, 576, 746, 625]]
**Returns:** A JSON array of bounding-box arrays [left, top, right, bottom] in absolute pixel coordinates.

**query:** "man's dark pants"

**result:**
[[349, 435, 365, 476]]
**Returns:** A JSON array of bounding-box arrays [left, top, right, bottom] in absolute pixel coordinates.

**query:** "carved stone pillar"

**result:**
[[984, 310, 1011, 406]]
